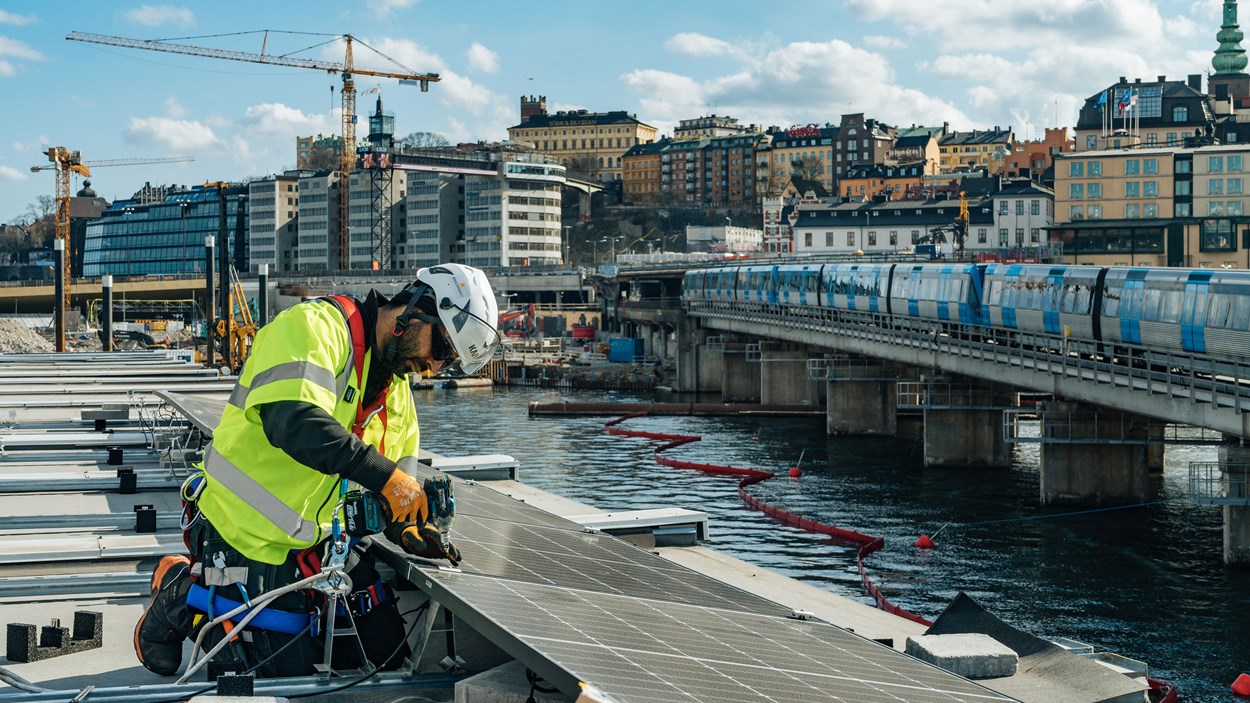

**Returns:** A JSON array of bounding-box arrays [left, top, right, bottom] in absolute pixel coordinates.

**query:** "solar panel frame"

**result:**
[[414, 570, 1020, 703]]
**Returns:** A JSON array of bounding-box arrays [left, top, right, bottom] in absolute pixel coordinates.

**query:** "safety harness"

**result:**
[[182, 295, 396, 636]]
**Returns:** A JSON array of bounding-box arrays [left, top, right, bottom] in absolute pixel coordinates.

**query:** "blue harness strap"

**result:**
[[187, 583, 316, 635]]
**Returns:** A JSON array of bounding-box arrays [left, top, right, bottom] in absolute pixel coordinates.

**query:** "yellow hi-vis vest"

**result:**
[[198, 297, 420, 565]]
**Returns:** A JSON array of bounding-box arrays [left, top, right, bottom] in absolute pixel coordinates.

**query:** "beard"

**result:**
[[377, 326, 428, 379]]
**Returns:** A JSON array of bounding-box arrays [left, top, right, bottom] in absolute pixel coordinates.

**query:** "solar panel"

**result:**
[[418, 570, 1017, 703], [391, 513, 788, 615], [446, 480, 584, 530]]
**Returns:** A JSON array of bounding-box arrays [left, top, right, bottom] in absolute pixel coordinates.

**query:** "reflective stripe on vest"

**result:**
[[203, 444, 320, 543], [228, 360, 340, 409]]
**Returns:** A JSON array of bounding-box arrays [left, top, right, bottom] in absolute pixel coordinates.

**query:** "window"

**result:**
[[1125, 203, 1141, 218], [998, 228, 1009, 246], [1070, 183, 1084, 199], [804, 232, 813, 247], [1175, 180, 1191, 195], [1125, 182, 1140, 197], [1144, 203, 1158, 218], [1031, 228, 1040, 243], [1069, 205, 1084, 219], [1210, 156, 1225, 172], [826, 232, 834, 247], [1229, 177, 1243, 194], [1177, 202, 1192, 217], [1088, 204, 1102, 218], [1015, 228, 1025, 245], [1000, 200, 1010, 213], [1125, 160, 1140, 175], [1231, 201, 1244, 216], [889, 231, 898, 245], [1031, 200, 1040, 215], [1201, 219, 1234, 250], [1173, 105, 1189, 122], [846, 232, 855, 247], [1210, 201, 1226, 216], [978, 228, 987, 244], [1176, 159, 1192, 174], [1070, 161, 1085, 177], [1144, 181, 1158, 196], [1167, 132, 1178, 146], [1147, 133, 1158, 146], [1144, 158, 1158, 174], [1231, 155, 1244, 171], [1015, 200, 1024, 215], [1088, 161, 1102, 176], [1086, 135, 1098, 150], [1088, 183, 1102, 198], [868, 232, 877, 246], [1210, 179, 1225, 194]]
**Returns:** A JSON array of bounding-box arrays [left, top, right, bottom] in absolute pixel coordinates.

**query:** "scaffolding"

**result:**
[[1189, 462, 1250, 506]]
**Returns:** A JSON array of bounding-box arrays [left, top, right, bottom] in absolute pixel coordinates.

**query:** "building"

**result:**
[[840, 162, 929, 200], [83, 184, 249, 277], [988, 180, 1055, 251], [672, 114, 759, 139], [833, 113, 896, 181], [1001, 128, 1075, 182], [463, 157, 566, 268], [1049, 144, 1250, 267], [507, 96, 658, 183], [621, 141, 665, 203], [68, 181, 109, 278], [294, 171, 340, 272], [247, 172, 299, 273], [1073, 76, 1213, 152], [938, 127, 1015, 172], [684, 224, 762, 253], [763, 124, 840, 195], [400, 172, 462, 269], [790, 196, 993, 256], [660, 134, 766, 209], [295, 134, 343, 170], [887, 134, 941, 169]]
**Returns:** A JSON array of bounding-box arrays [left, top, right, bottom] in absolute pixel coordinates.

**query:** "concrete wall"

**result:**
[[1038, 402, 1150, 505], [759, 343, 817, 406], [1220, 443, 1250, 567], [923, 408, 1011, 468], [722, 343, 760, 403]]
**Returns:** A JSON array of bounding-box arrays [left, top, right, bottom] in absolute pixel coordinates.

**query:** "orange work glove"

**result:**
[[379, 469, 427, 525]]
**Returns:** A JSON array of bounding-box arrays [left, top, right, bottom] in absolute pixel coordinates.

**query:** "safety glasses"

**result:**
[[412, 312, 454, 362]]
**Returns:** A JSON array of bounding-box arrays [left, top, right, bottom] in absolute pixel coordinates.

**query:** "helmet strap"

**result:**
[[385, 283, 433, 364]]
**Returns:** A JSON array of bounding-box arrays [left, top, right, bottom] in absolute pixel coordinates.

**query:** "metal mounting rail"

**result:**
[[810, 357, 894, 382], [1189, 462, 1250, 505], [704, 335, 726, 353], [897, 381, 1011, 410], [1003, 408, 1151, 444], [745, 342, 761, 363]]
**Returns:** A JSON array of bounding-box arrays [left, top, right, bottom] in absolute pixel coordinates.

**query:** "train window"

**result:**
[[1209, 293, 1232, 329], [1102, 287, 1121, 315], [1232, 296, 1250, 330], [1159, 291, 1183, 323], [1141, 289, 1163, 321]]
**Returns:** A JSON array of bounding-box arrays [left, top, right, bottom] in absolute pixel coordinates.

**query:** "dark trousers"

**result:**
[[186, 519, 410, 678]]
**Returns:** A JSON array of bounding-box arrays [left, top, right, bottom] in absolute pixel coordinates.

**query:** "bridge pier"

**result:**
[[1038, 401, 1150, 505], [674, 322, 721, 394], [759, 342, 819, 406], [1218, 441, 1250, 567], [826, 357, 898, 436], [721, 342, 760, 403], [920, 379, 1013, 468]]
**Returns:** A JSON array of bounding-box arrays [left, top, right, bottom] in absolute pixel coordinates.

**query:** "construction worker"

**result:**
[[134, 263, 499, 677]]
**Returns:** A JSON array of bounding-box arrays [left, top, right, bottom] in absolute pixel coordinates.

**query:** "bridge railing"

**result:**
[[1189, 462, 1250, 506]]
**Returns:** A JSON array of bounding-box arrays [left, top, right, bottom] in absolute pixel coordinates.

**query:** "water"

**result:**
[[417, 385, 1250, 702]]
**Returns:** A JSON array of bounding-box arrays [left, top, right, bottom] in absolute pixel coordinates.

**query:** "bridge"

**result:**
[[605, 264, 1250, 566]]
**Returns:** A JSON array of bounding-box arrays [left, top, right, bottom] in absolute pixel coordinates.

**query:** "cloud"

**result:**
[[863, 35, 907, 50], [0, 165, 26, 181], [164, 96, 187, 119], [0, 37, 44, 61], [365, 0, 417, 17], [465, 42, 499, 74], [124, 5, 195, 28], [0, 10, 35, 25], [12, 135, 48, 153], [125, 116, 220, 151], [665, 32, 743, 59], [240, 102, 333, 136]]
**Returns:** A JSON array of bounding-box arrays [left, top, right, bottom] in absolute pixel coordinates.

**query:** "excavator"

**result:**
[[212, 264, 257, 374]]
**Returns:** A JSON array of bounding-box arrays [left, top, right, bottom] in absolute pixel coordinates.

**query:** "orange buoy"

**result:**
[[788, 467, 802, 478], [1232, 672, 1250, 696], [915, 534, 935, 549]]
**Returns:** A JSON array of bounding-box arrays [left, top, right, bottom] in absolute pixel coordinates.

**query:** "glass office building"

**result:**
[[83, 187, 249, 277]]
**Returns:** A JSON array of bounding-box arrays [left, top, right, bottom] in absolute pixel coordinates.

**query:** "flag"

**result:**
[[1117, 89, 1135, 116], [1095, 90, 1107, 112]]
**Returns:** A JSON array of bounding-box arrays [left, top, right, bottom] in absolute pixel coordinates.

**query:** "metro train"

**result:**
[[683, 262, 1250, 364]]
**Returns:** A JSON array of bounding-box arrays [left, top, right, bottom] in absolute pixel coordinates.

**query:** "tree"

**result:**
[[565, 155, 601, 181], [0, 227, 29, 264], [399, 132, 451, 149], [21, 196, 55, 246], [303, 144, 339, 170], [790, 158, 824, 182]]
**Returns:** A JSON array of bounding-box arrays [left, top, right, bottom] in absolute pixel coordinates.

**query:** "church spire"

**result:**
[[1214, 0, 1249, 76]]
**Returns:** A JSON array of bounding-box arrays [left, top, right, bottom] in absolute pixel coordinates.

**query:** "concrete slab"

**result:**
[[906, 633, 1019, 679], [455, 660, 572, 703]]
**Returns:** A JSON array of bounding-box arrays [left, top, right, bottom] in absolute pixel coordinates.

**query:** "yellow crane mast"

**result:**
[[66, 30, 441, 271], [30, 149, 194, 351]]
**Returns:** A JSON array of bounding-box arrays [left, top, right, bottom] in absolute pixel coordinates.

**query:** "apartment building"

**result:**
[[507, 95, 657, 182], [247, 173, 299, 273], [294, 171, 339, 272]]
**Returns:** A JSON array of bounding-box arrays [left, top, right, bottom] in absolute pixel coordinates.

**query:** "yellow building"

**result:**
[[938, 127, 1014, 172], [1051, 144, 1250, 268], [507, 95, 657, 183], [621, 141, 664, 202]]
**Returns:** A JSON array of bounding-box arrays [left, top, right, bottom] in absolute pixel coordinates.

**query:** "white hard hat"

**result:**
[[410, 263, 500, 374]]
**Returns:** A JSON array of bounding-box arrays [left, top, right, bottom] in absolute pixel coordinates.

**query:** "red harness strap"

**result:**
[[326, 295, 390, 453]]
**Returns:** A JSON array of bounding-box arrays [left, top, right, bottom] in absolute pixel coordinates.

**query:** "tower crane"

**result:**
[[66, 30, 442, 271], [29, 148, 194, 351]]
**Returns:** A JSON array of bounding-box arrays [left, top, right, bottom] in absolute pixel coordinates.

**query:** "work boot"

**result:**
[[134, 554, 194, 676]]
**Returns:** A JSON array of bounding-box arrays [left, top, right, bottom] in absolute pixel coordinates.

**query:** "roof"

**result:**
[[940, 129, 1014, 146], [793, 195, 994, 227], [68, 196, 109, 219], [1075, 79, 1213, 130], [512, 110, 655, 130], [785, 177, 830, 198], [897, 125, 946, 139], [892, 134, 935, 149], [994, 181, 1055, 197], [844, 162, 927, 179], [622, 141, 665, 158]]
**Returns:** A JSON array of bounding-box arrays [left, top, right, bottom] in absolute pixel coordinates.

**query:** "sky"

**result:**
[[0, 0, 1232, 223]]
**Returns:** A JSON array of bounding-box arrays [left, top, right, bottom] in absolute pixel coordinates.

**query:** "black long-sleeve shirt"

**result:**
[[254, 290, 400, 493]]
